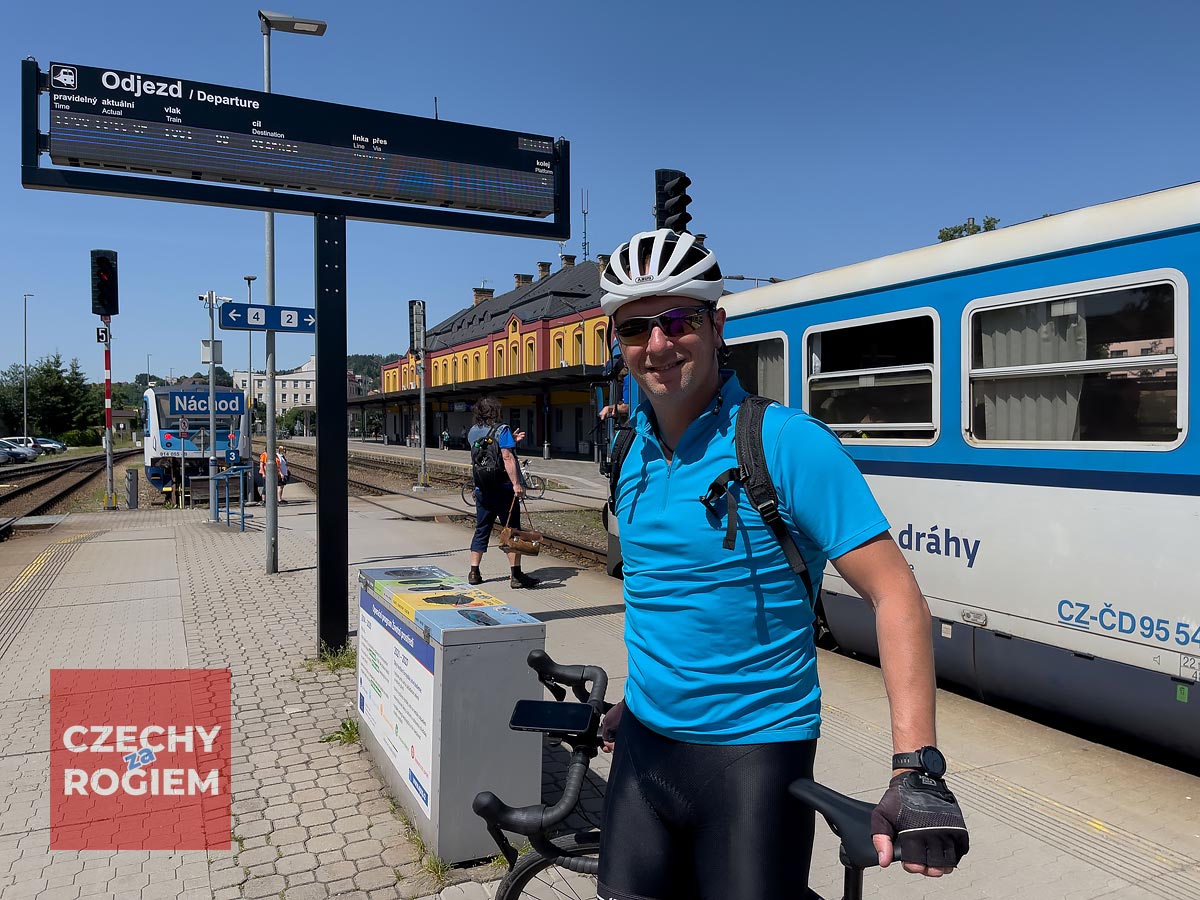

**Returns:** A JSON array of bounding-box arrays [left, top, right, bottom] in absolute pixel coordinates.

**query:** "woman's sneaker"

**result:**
[[510, 572, 541, 589]]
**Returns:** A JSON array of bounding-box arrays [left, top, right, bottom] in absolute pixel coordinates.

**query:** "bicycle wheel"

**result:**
[[494, 838, 600, 900], [462, 481, 476, 506], [525, 473, 546, 500]]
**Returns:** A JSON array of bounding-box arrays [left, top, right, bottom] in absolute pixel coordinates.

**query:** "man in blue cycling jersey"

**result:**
[[596, 228, 969, 900]]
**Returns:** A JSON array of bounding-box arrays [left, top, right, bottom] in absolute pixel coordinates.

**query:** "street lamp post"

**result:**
[[146, 353, 151, 387], [258, 8, 327, 575], [724, 275, 785, 288], [22, 293, 33, 448], [244, 274, 256, 432]]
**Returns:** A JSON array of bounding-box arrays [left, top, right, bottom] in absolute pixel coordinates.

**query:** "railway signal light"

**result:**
[[90, 249, 119, 317], [655, 169, 692, 233]]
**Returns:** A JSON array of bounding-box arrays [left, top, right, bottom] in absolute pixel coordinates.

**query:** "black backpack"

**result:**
[[607, 395, 814, 603], [471, 424, 507, 489]]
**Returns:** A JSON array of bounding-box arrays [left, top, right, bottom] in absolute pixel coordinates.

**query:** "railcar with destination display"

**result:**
[[142, 387, 250, 495]]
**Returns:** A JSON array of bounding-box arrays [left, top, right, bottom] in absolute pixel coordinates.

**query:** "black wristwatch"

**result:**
[[892, 745, 946, 778]]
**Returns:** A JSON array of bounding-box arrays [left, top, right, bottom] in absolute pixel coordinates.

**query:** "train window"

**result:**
[[725, 336, 786, 403], [806, 314, 937, 441], [969, 281, 1178, 443]]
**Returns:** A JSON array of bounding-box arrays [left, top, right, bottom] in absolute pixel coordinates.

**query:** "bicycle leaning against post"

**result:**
[[520, 459, 546, 499], [473, 650, 898, 900]]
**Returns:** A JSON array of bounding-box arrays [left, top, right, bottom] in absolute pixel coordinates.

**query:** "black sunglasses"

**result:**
[[613, 305, 714, 346]]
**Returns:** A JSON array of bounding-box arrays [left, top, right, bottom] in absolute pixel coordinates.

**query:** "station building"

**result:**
[[354, 254, 612, 458]]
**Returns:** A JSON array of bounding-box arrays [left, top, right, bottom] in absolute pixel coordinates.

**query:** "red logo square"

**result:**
[[50, 669, 231, 850]]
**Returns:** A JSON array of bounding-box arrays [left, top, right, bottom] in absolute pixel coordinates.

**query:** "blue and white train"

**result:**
[[712, 182, 1197, 757], [142, 386, 251, 492], [597, 185, 1198, 754]]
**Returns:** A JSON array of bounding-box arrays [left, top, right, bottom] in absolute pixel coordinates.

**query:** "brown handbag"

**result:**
[[499, 495, 543, 555]]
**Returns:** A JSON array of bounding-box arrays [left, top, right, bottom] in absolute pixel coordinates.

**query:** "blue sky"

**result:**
[[5, 0, 1200, 383]]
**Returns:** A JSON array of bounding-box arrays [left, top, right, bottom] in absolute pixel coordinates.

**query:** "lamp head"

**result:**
[[258, 10, 328, 35]]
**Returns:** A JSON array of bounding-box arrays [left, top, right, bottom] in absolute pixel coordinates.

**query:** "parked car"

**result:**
[[34, 437, 67, 454], [0, 448, 13, 465], [2, 436, 42, 456], [0, 439, 37, 462]]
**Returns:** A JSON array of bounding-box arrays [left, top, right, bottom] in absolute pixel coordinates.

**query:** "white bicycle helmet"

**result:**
[[600, 229, 723, 315]]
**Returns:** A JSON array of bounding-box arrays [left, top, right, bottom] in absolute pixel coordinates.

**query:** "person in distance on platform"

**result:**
[[276, 447, 289, 504], [594, 228, 969, 900], [466, 397, 539, 590]]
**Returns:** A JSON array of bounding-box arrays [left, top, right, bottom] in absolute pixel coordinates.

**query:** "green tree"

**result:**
[[188, 366, 234, 387], [278, 407, 305, 435], [29, 354, 74, 437], [64, 359, 93, 431], [346, 353, 403, 392], [0, 364, 25, 435], [938, 215, 1000, 242]]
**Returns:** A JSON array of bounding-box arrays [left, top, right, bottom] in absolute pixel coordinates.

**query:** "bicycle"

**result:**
[[461, 461, 545, 506], [521, 459, 546, 499], [474, 651, 893, 900]]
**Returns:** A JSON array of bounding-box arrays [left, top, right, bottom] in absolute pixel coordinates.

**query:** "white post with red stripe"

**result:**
[[103, 316, 116, 509]]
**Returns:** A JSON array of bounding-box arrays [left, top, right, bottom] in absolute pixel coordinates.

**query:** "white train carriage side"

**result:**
[[718, 182, 1198, 757], [143, 387, 250, 492]]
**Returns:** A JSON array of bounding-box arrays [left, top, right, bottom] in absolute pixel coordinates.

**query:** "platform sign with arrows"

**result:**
[[219, 303, 316, 334]]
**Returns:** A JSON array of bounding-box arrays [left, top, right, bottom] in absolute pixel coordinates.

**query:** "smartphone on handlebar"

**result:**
[[509, 699, 596, 736]]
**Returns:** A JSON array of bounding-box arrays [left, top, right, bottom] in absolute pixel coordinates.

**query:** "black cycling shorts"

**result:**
[[597, 709, 817, 900]]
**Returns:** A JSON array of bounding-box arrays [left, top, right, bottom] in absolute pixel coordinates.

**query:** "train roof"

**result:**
[[720, 180, 1200, 318], [145, 385, 244, 395]]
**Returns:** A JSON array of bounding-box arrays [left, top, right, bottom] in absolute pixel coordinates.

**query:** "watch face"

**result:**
[[920, 746, 947, 778]]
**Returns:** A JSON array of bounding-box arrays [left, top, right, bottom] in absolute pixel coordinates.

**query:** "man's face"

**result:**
[[613, 295, 726, 405]]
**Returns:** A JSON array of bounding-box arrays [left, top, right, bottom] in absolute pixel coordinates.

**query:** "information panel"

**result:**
[[47, 62, 557, 218]]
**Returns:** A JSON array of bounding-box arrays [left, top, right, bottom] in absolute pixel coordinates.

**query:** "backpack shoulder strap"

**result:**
[[736, 396, 815, 602], [607, 426, 636, 514]]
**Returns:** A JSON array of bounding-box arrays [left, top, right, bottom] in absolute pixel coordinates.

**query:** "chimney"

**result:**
[[693, 234, 706, 247], [560, 254, 576, 268], [537, 261, 552, 279], [597, 254, 611, 276], [472, 287, 494, 306], [514, 273, 533, 288]]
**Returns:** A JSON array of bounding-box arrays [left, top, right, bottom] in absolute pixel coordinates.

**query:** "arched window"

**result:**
[[573, 329, 583, 365], [511, 342, 519, 373], [497, 347, 505, 377], [555, 337, 565, 367], [594, 327, 607, 365], [452, 358, 458, 383], [526, 340, 536, 372], [472, 353, 481, 380]]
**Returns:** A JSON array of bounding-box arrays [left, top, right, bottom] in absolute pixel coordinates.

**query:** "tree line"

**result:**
[[0, 354, 124, 443]]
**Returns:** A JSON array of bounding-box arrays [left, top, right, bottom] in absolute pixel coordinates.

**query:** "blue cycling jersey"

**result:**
[[613, 373, 889, 744]]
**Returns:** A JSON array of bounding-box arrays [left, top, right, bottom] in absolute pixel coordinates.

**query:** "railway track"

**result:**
[[0, 450, 141, 540], [283, 456, 607, 567]]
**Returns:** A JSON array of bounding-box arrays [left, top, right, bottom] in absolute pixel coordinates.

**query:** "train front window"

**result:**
[[969, 280, 1178, 443], [806, 314, 937, 441]]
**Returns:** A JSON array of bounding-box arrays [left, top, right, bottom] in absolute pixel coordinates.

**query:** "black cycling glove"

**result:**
[[871, 771, 969, 869]]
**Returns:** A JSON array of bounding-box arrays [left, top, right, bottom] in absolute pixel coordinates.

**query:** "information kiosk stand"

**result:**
[[355, 566, 546, 863]]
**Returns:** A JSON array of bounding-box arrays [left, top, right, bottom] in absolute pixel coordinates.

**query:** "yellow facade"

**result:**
[[549, 319, 608, 367], [382, 308, 608, 390]]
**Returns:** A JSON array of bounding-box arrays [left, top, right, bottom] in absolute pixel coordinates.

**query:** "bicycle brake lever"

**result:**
[[539, 677, 566, 702]]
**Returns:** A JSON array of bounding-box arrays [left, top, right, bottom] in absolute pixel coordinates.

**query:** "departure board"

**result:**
[[46, 63, 557, 218]]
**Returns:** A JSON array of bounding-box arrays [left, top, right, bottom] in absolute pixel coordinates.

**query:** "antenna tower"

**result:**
[[581, 189, 590, 260]]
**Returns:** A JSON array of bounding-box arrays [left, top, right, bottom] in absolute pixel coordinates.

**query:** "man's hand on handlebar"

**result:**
[[600, 700, 624, 753], [871, 771, 969, 877]]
